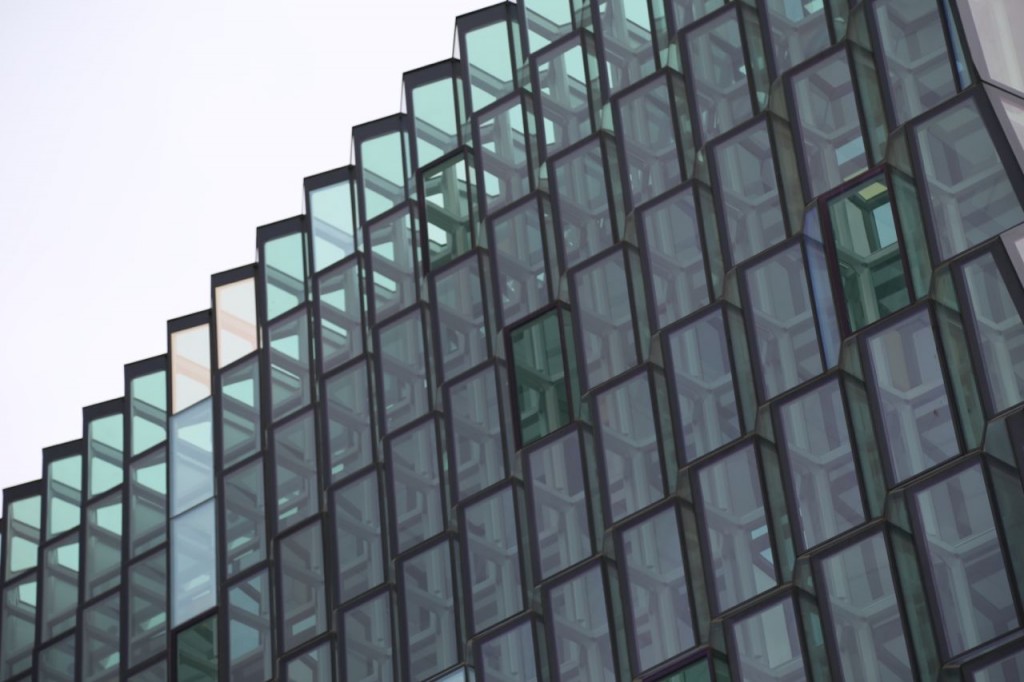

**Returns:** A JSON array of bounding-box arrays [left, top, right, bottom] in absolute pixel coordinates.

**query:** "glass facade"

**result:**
[[5, 0, 1024, 680]]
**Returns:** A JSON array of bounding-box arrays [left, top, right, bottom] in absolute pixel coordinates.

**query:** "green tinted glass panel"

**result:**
[[228, 570, 272, 682], [39, 537, 78, 641], [127, 550, 167, 668], [131, 370, 167, 456], [310, 180, 356, 272], [47, 454, 82, 538], [511, 311, 571, 445], [220, 356, 261, 468], [88, 412, 124, 498], [264, 232, 307, 320], [178, 615, 218, 682]]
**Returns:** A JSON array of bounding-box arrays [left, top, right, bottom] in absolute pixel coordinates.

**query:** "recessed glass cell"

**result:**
[[864, 307, 959, 483], [434, 255, 489, 381], [273, 410, 320, 532], [549, 564, 616, 682], [551, 137, 618, 269], [228, 570, 272, 682], [489, 197, 552, 328], [478, 619, 539, 682], [219, 355, 261, 468], [476, 95, 532, 214], [447, 364, 510, 500], [959, 252, 1024, 414], [594, 0, 656, 95], [285, 641, 333, 682], [223, 458, 267, 577], [177, 615, 218, 682], [38, 634, 76, 682], [511, 311, 574, 445], [325, 360, 375, 484], [389, 418, 445, 553], [358, 128, 407, 222], [268, 308, 312, 422], [789, 49, 868, 198], [310, 180, 357, 272], [39, 535, 78, 641], [763, 0, 832, 75], [711, 119, 788, 265], [827, 177, 912, 331], [171, 498, 217, 628], [333, 470, 385, 603], [215, 277, 258, 368], [171, 322, 212, 414], [280, 520, 328, 652], [696, 444, 776, 612], [730, 597, 807, 681], [615, 74, 687, 206], [83, 491, 122, 599], [594, 372, 667, 522], [263, 231, 307, 321], [423, 154, 476, 271], [913, 464, 1018, 655], [127, 550, 166, 668], [465, 486, 523, 632], [572, 249, 640, 389], [777, 379, 865, 549], [535, 36, 596, 156], [401, 540, 458, 680], [378, 307, 431, 434], [620, 507, 695, 673], [463, 17, 517, 112], [88, 411, 124, 498], [819, 531, 913, 681], [0, 577, 36, 679], [46, 453, 82, 539], [130, 369, 167, 456], [5, 493, 42, 579], [743, 242, 824, 399], [913, 96, 1024, 261], [410, 73, 461, 167], [343, 591, 394, 682], [367, 206, 418, 322], [665, 308, 741, 462], [169, 397, 213, 516], [82, 591, 119, 682], [317, 257, 363, 373]]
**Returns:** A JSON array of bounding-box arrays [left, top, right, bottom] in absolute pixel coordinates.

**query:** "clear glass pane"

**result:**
[[39, 535, 78, 640], [82, 591, 119, 682], [88, 412, 124, 498], [401, 540, 458, 679], [551, 138, 617, 268], [464, 486, 523, 632], [268, 308, 312, 422], [616, 75, 685, 205], [127, 550, 166, 668], [223, 458, 267, 578], [83, 491, 121, 599], [389, 418, 445, 553], [215, 277, 258, 369], [477, 96, 532, 214], [310, 180, 356, 272], [549, 565, 616, 681], [367, 206, 418, 322], [0, 577, 36, 679], [343, 592, 393, 682], [46, 453, 81, 539], [171, 323, 211, 414], [325, 360, 374, 484], [128, 446, 166, 558], [731, 597, 807, 681], [447, 365, 509, 500], [169, 397, 213, 516], [220, 356, 261, 469], [511, 311, 572, 445], [264, 232, 307, 321], [130, 370, 167, 456], [228, 570, 272, 682], [378, 308, 430, 434], [434, 255, 489, 381], [280, 520, 328, 652], [333, 471, 384, 603], [573, 249, 639, 389], [489, 198, 551, 327], [177, 616, 218, 682], [273, 410, 320, 532], [171, 498, 217, 628], [478, 619, 539, 682], [317, 258, 363, 372]]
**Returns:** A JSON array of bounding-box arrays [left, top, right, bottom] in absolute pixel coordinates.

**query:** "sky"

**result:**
[[0, 0, 488, 506]]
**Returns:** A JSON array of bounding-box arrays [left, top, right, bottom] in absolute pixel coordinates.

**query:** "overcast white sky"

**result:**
[[0, 0, 487, 505]]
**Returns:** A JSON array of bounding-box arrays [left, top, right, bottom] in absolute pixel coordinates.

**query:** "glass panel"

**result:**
[[423, 154, 475, 270], [83, 491, 121, 599], [864, 307, 959, 482], [489, 198, 551, 327], [82, 591, 119, 682], [264, 232, 307, 321], [268, 308, 312, 422], [169, 397, 213, 516], [697, 444, 776, 612], [127, 550, 166, 668], [378, 308, 431, 434], [389, 418, 445, 553], [128, 445, 166, 558], [171, 323, 211, 414], [957, 0, 1024, 95], [0, 577, 36, 679], [463, 19, 517, 112], [478, 619, 539, 682], [973, 648, 1024, 682], [285, 641, 333, 682], [595, 0, 656, 95], [130, 370, 167, 456], [511, 311, 572, 445], [914, 464, 1018, 655], [359, 129, 407, 221], [171, 498, 217, 628], [434, 255, 489, 381], [763, 0, 832, 74], [317, 257, 363, 372], [402, 540, 458, 679], [447, 365, 509, 500], [620, 507, 695, 672], [280, 520, 327, 652], [410, 75, 461, 167], [573, 249, 639, 389], [223, 458, 267, 577], [46, 454, 82, 539], [367, 206, 418, 322], [343, 592, 393, 682], [535, 37, 595, 156], [39, 536, 78, 641], [228, 570, 272, 682], [819, 531, 913, 681], [88, 412, 124, 498], [177, 615, 218, 682], [616, 75, 686, 206], [465, 486, 523, 632], [215, 277, 258, 369], [523, 0, 574, 53], [38, 634, 76, 682], [325, 360, 375, 483], [685, 7, 755, 144], [551, 138, 617, 268], [220, 356, 261, 469], [128, 660, 167, 682], [477, 96, 532, 214], [671, 0, 725, 30], [273, 410, 320, 532], [310, 180, 357, 272], [731, 597, 807, 681], [334, 471, 385, 603], [549, 564, 616, 681]]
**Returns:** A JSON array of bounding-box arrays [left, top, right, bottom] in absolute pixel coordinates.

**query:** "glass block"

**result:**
[[464, 486, 523, 632], [827, 176, 912, 331], [594, 372, 667, 522], [620, 507, 695, 673], [549, 564, 616, 682], [358, 127, 407, 222], [88, 411, 124, 498], [636, 186, 712, 330], [367, 206, 418, 322], [83, 491, 121, 599], [476, 95, 532, 214], [219, 356, 261, 468], [215, 277, 258, 368], [409, 72, 461, 167], [422, 154, 476, 270], [280, 520, 328, 652], [434, 255, 489, 381], [763, 0, 832, 75], [711, 119, 788, 265], [534, 35, 597, 156], [525, 430, 593, 580], [310, 180, 357, 272], [819, 531, 913, 681], [169, 397, 213, 516], [594, 0, 656, 95], [511, 311, 574, 446], [776, 379, 865, 549], [127, 550, 166, 668], [130, 369, 167, 456], [273, 410, 319, 532], [317, 257, 363, 373], [46, 453, 81, 539], [572, 249, 640, 389], [263, 231, 307, 321], [0, 577, 36, 679], [378, 307, 431, 434], [696, 444, 776, 613], [171, 323, 212, 414], [913, 96, 1024, 261], [551, 137, 618, 269], [128, 445, 166, 558], [39, 535, 78, 641], [447, 364, 510, 500], [389, 417, 445, 553], [325, 360, 374, 483], [170, 498, 217, 628], [228, 570, 272, 682], [864, 306, 959, 483], [462, 15, 518, 112], [81, 591, 119, 682], [223, 458, 267, 578], [268, 308, 312, 422], [489, 197, 552, 328], [665, 308, 742, 462], [913, 464, 1018, 655], [333, 470, 385, 603], [730, 597, 807, 681], [401, 540, 458, 680], [477, 620, 539, 682], [177, 616, 218, 682], [285, 641, 333, 682], [38, 634, 75, 682], [343, 592, 394, 682]]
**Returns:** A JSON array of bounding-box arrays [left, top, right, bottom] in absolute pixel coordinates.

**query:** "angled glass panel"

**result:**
[[551, 138, 617, 268], [549, 564, 615, 681], [956, 0, 1024, 95], [219, 356, 261, 469], [535, 35, 596, 156], [215, 277, 258, 368], [177, 615, 218, 682], [268, 308, 312, 421], [731, 596, 807, 681], [620, 507, 695, 673], [972, 648, 1024, 682], [83, 490, 121, 599], [447, 364, 509, 500], [127, 549, 167, 668], [38, 633, 76, 682], [273, 410, 319, 532], [310, 180, 357, 271], [46, 453, 82, 539], [170, 498, 217, 628], [223, 458, 267, 577], [523, 0, 574, 53], [572, 249, 639, 389], [88, 411, 124, 498], [128, 445, 166, 558], [477, 95, 532, 214], [616, 74, 687, 206], [367, 206, 418, 322], [389, 418, 445, 553], [343, 592, 394, 682], [463, 17, 517, 112], [39, 535, 78, 641], [228, 570, 272, 682], [130, 370, 167, 456], [696, 444, 776, 612], [401, 540, 458, 679], [378, 307, 430, 434], [359, 128, 407, 222], [511, 312, 573, 445], [464, 486, 523, 632], [410, 74, 461, 167], [333, 470, 385, 603], [171, 323, 211, 414], [763, 0, 832, 75], [317, 257, 363, 372], [478, 619, 539, 682], [128, 661, 167, 682], [169, 397, 213, 516], [263, 231, 306, 321], [595, 0, 656, 95], [489, 198, 551, 327], [864, 307, 959, 482], [325, 360, 374, 483], [671, 0, 725, 30], [280, 520, 327, 652], [0, 577, 35, 680], [423, 154, 476, 270], [434, 255, 488, 380], [285, 641, 333, 682], [81, 591, 119, 682]]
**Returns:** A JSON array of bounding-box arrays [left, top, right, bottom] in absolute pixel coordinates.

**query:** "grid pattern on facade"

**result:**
[[5, 0, 1024, 680]]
